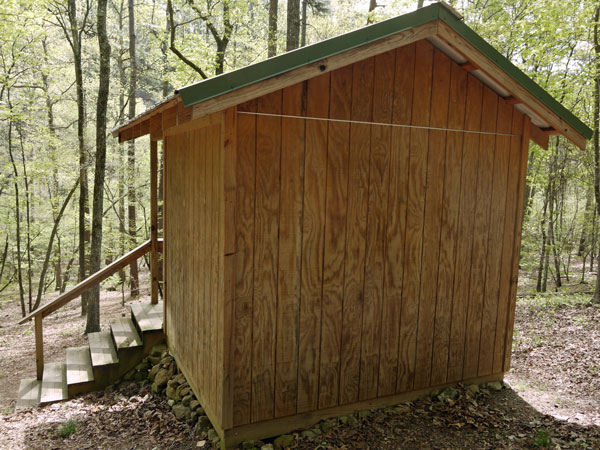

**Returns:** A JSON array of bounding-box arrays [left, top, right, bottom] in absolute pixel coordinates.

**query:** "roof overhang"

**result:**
[[113, 1, 590, 150]]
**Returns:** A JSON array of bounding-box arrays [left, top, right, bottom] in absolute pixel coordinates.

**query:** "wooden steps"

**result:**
[[40, 362, 67, 404], [111, 317, 142, 348], [15, 301, 164, 412], [15, 378, 41, 411]]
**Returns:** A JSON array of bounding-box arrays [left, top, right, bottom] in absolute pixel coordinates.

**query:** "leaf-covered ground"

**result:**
[[0, 288, 599, 449]]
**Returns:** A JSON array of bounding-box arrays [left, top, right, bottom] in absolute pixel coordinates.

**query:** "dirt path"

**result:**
[[0, 283, 598, 449]]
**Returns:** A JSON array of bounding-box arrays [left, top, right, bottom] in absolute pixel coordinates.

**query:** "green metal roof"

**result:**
[[176, 2, 592, 141]]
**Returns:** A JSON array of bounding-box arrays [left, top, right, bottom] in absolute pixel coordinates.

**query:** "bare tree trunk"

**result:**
[[7, 95, 26, 317], [116, 0, 126, 285], [579, 188, 594, 256], [16, 125, 33, 312], [537, 187, 549, 292], [63, 0, 91, 315], [286, 0, 300, 51], [300, 0, 307, 47], [87, 0, 111, 333], [367, 0, 377, 23], [128, 0, 139, 297], [268, 0, 278, 57], [417, 0, 424, 8], [34, 180, 79, 311], [593, 2, 600, 304]]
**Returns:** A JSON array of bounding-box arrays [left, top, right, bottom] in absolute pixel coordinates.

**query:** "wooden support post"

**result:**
[[34, 314, 43, 380], [151, 139, 159, 304]]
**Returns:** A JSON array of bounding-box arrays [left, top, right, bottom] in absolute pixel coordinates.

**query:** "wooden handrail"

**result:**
[[18, 238, 162, 325]]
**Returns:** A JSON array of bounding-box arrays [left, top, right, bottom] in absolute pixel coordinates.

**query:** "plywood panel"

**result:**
[[493, 109, 524, 374], [297, 73, 330, 413], [360, 49, 395, 400], [319, 65, 352, 409], [504, 115, 531, 371], [339, 57, 374, 405], [430, 62, 467, 386], [379, 43, 415, 397], [446, 75, 483, 382], [397, 40, 434, 393], [275, 83, 306, 418], [233, 100, 257, 426], [478, 99, 513, 376], [414, 49, 451, 390], [252, 90, 282, 423], [164, 113, 225, 429], [462, 85, 498, 380]]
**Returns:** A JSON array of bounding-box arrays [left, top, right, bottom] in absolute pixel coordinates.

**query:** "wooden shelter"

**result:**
[[114, 3, 591, 447]]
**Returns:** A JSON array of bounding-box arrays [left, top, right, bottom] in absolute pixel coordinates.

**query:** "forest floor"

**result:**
[[0, 276, 599, 449]]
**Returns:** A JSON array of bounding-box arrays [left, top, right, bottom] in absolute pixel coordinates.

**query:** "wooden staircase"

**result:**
[[15, 302, 164, 411]]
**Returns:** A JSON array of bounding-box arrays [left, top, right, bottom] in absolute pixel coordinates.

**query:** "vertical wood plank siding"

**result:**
[[164, 111, 229, 426], [165, 40, 529, 430]]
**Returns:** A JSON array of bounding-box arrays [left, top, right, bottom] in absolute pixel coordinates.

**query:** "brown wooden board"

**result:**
[[379, 43, 416, 397], [275, 83, 306, 418], [462, 85, 498, 380], [298, 73, 330, 413], [338, 57, 374, 405], [478, 98, 513, 376], [503, 115, 531, 371], [430, 61, 467, 386], [397, 40, 433, 393], [319, 65, 352, 409], [360, 50, 395, 401], [414, 48, 451, 390], [252, 90, 282, 422], [233, 100, 257, 426], [492, 109, 524, 374], [446, 74, 483, 382]]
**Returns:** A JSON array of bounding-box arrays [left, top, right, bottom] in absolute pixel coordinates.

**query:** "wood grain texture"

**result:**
[[462, 85, 498, 380], [252, 90, 282, 423], [275, 83, 306, 418], [414, 49, 451, 390], [503, 115, 531, 371], [319, 65, 352, 409], [360, 49, 395, 401], [446, 74, 483, 382], [339, 57, 374, 405], [430, 61, 467, 386], [478, 98, 513, 376], [397, 40, 434, 393], [298, 73, 329, 413], [492, 109, 524, 374], [379, 43, 415, 397], [233, 100, 257, 426]]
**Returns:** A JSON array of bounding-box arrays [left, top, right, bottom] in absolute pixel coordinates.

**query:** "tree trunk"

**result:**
[[7, 95, 26, 317], [536, 187, 549, 292], [286, 0, 300, 51], [87, 0, 111, 333], [579, 187, 594, 256], [66, 0, 91, 316], [16, 125, 33, 312], [593, 2, 600, 304], [128, 0, 139, 297], [300, 0, 307, 47], [268, 0, 278, 57], [34, 180, 79, 311], [117, 0, 126, 285]]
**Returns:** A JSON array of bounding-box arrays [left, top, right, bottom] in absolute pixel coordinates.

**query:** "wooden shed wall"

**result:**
[[231, 39, 530, 427], [164, 114, 229, 426]]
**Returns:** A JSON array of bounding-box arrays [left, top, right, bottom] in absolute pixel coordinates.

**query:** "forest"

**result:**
[[0, 0, 598, 330], [0, 0, 600, 448]]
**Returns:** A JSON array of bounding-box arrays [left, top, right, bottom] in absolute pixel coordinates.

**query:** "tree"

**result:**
[[268, 0, 278, 56], [592, 1, 600, 304], [128, 0, 139, 297], [50, 0, 92, 315], [286, 0, 300, 51], [86, 0, 111, 333]]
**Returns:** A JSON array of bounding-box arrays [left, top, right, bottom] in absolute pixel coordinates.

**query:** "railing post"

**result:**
[[34, 314, 43, 380], [150, 139, 159, 304]]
